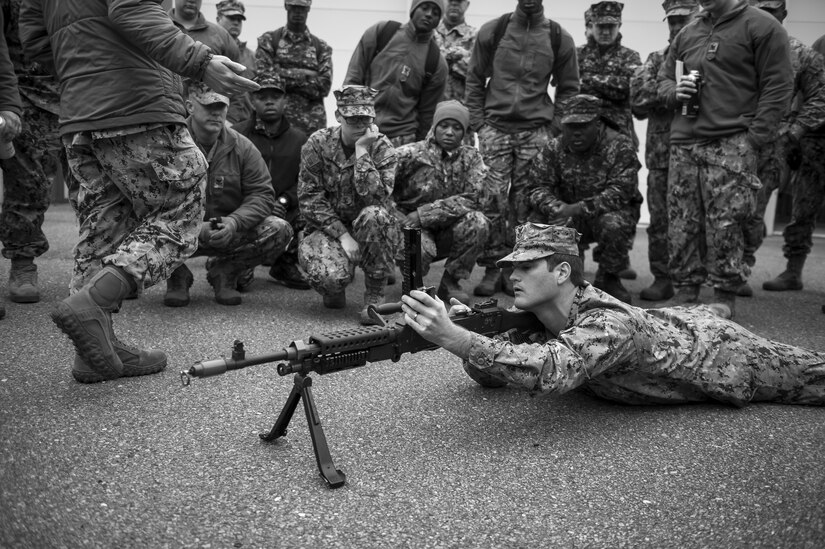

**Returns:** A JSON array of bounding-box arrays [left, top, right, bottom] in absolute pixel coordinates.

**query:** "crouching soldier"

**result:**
[[392, 100, 490, 303], [517, 94, 642, 303], [297, 85, 401, 324], [165, 82, 292, 306]]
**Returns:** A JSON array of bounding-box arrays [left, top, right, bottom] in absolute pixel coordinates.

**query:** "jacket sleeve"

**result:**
[[656, 37, 680, 111], [18, 0, 54, 76], [298, 134, 346, 238], [106, 0, 212, 80], [418, 147, 488, 228], [464, 21, 494, 132], [414, 55, 448, 140], [580, 48, 640, 104], [0, 8, 22, 115], [353, 135, 396, 203], [748, 19, 794, 148], [302, 39, 333, 100], [228, 136, 276, 232], [581, 135, 642, 217], [630, 50, 663, 120], [343, 23, 381, 86], [521, 141, 562, 217], [551, 28, 581, 113], [463, 309, 637, 395], [787, 47, 825, 139]]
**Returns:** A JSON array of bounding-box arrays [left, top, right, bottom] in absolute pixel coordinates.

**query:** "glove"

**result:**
[[210, 217, 238, 248]]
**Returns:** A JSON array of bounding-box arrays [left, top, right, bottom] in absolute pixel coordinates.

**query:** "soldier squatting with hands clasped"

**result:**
[[400, 223, 825, 407]]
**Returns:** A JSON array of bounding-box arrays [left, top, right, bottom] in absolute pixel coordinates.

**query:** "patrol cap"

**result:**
[[186, 81, 230, 106], [662, 0, 699, 17], [590, 1, 623, 24], [284, 0, 311, 6], [334, 85, 378, 117], [560, 94, 602, 124], [410, 0, 444, 16], [432, 100, 470, 133], [498, 224, 581, 266], [216, 0, 246, 19], [749, 0, 785, 8], [252, 71, 286, 93], [584, 8, 593, 25]]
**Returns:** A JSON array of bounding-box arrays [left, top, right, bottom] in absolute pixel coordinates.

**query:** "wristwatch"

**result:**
[[277, 196, 289, 208]]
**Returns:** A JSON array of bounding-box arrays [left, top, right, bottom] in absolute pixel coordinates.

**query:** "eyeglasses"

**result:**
[[343, 116, 373, 128]]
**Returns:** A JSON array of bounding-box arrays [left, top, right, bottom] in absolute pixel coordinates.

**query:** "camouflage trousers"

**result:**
[[743, 139, 792, 265], [64, 124, 207, 293], [566, 207, 639, 274], [645, 168, 670, 279], [668, 132, 760, 291], [298, 205, 401, 295], [0, 97, 63, 260], [194, 216, 292, 272], [477, 124, 551, 266], [396, 210, 491, 281], [780, 135, 825, 259]]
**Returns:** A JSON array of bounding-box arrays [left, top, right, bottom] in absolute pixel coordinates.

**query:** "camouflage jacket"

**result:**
[[521, 127, 642, 219], [392, 136, 487, 228], [433, 20, 477, 103], [577, 36, 642, 143], [2, 0, 58, 114], [298, 127, 396, 239], [256, 27, 333, 134], [465, 284, 825, 407], [785, 36, 825, 139], [630, 47, 672, 170]]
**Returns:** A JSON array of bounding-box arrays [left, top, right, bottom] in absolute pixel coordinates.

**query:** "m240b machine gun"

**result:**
[[181, 228, 541, 488]]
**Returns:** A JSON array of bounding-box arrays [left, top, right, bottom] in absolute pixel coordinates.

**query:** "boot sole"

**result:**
[[51, 303, 124, 378], [73, 356, 168, 384], [762, 283, 803, 292], [9, 293, 40, 303], [163, 297, 190, 307]]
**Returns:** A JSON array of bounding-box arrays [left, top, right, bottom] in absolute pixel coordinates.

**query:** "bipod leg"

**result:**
[[260, 374, 346, 489], [259, 373, 304, 441]]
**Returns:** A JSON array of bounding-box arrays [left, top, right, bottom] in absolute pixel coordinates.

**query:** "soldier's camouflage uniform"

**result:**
[[743, 36, 825, 265], [433, 20, 477, 103], [297, 127, 400, 295], [65, 124, 207, 292], [0, 0, 62, 261], [464, 283, 825, 406], [196, 216, 293, 272], [519, 128, 642, 274], [393, 136, 490, 280], [256, 27, 332, 136], [630, 47, 672, 280], [781, 129, 825, 259], [577, 34, 642, 148]]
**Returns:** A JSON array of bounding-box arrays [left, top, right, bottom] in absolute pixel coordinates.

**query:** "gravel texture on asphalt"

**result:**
[[1, 205, 823, 549]]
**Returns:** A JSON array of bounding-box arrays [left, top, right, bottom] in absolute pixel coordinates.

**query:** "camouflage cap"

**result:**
[[584, 8, 593, 25], [252, 71, 286, 93], [748, 0, 785, 8], [187, 81, 230, 106], [498, 224, 581, 266], [662, 0, 699, 17], [561, 94, 602, 124], [334, 85, 378, 117], [216, 0, 246, 19], [284, 0, 312, 6], [590, 1, 624, 24]]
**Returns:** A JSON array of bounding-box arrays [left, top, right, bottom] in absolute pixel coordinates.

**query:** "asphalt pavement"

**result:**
[[1, 204, 823, 549]]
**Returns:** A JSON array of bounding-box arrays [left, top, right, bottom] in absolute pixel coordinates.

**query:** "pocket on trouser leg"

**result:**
[[298, 231, 354, 295]]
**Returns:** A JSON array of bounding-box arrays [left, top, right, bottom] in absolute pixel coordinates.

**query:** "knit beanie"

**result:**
[[432, 100, 470, 133], [410, 0, 444, 17]]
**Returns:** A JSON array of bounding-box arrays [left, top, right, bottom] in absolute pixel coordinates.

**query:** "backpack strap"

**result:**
[[488, 13, 563, 78], [424, 38, 441, 79], [374, 21, 441, 83], [375, 20, 403, 56]]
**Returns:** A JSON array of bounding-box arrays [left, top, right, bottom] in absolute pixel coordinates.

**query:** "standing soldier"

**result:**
[[434, 0, 477, 104], [465, 0, 580, 298], [298, 86, 401, 325], [215, 0, 256, 125], [657, 0, 793, 318], [256, 0, 333, 136], [0, 0, 62, 307], [344, 0, 448, 147], [170, 0, 239, 62], [630, 0, 698, 301], [742, 0, 825, 297], [392, 100, 490, 304]]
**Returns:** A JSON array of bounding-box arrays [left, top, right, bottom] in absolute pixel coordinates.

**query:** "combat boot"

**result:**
[[437, 271, 470, 304], [164, 264, 194, 307], [474, 267, 501, 296], [763, 256, 805, 291], [323, 291, 346, 309], [639, 277, 674, 301], [72, 335, 167, 383], [618, 267, 638, 280], [736, 283, 753, 297], [594, 270, 632, 304], [236, 268, 255, 292], [207, 262, 242, 306], [667, 285, 700, 306], [500, 266, 514, 297], [708, 288, 736, 320], [51, 265, 136, 378], [269, 262, 310, 290], [360, 275, 387, 326], [8, 258, 40, 303]]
